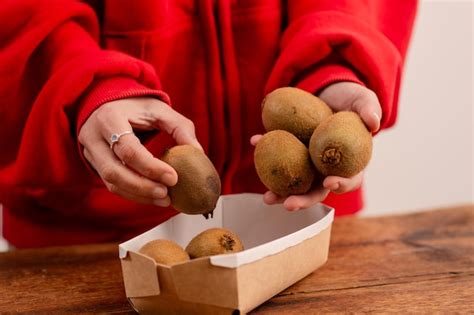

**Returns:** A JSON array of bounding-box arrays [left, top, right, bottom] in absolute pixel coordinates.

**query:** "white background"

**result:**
[[361, 0, 473, 216], [0, 0, 473, 250]]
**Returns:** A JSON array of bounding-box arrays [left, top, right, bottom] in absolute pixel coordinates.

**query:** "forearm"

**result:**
[[267, 0, 417, 130], [0, 0, 168, 192]]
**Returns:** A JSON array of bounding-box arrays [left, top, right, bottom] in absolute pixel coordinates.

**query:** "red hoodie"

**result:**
[[0, 0, 417, 248]]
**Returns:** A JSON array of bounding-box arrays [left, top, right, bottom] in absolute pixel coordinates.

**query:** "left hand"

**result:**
[[251, 82, 382, 211]]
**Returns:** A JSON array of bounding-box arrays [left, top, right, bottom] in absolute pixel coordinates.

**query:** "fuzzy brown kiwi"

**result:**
[[254, 130, 315, 197], [309, 111, 373, 178], [262, 87, 333, 144], [186, 228, 244, 259], [161, 145, 221, 218], [139, 239, 190, 265]]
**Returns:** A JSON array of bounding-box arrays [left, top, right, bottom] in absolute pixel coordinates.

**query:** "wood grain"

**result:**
[[0, 204, 472, 314], [0, 244, 133, 314], [253, 204, 474, 313]]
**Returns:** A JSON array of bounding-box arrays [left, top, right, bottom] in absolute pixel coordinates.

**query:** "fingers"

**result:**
[[282, 188, 330, 211], [250, 134, 263, 146], [323, 172, 364, 194], [79, 99, 205, 206], [317, 82, 382, 133], [262, 171, 363, 210], [84, 144, 171, 205], [263, 191, 286, 205], [261, 188, 330, 211], [95, 103, 178, 186], [141, 99, 203, 150], [352, 90, 382, 133], [112, 135, 177, 186], [105, 182, 171, 207], [95, 98, 201, 149]]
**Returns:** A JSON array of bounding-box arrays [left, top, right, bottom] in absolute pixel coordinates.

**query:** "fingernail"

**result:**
[[329, 183, 340, 191], [153, 187, 167, 199], [154, 199, 170, 207], [161, 173, 176, 186], [373, 112, 381, 132], [292, 207, 301, 212], [373, 112, 381, 122]]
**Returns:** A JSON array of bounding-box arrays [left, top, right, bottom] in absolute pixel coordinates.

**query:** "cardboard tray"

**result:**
[[119, 193, 334, 314]]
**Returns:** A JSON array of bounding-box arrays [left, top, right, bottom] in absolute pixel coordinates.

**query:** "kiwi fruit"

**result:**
[[309, 111, 372, 178], [254, 130, 315, 197], [161, 145, 221, 218], [186, 228, 244, 258], [138, 239, 190, 265], [262, 87, 333, 144]]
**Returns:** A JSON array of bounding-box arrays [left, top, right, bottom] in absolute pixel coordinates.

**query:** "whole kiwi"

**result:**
[[254, 130, 315, 197], [262, 87, 333, 144], [309, 111, 373, 178], [161, 145, 221, 217], [139, 239, 190, 265], [186, 228, 244, 259]]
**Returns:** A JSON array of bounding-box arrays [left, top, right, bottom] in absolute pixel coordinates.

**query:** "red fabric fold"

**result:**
[[76, 77, 170, 136], [295, 63, 364, 95]]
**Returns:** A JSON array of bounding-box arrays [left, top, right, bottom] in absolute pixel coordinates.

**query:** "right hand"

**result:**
[[78, 97, 202, 207], [250, 82, 381, 211]]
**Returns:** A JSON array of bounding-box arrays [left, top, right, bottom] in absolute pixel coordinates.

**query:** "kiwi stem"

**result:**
[[321, 147, 341, 165], [221, 234, 235, 251], [202, 210, 214, 220]]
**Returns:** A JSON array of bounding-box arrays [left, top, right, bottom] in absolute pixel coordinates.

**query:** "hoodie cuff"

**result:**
[[76, 76, 170, 135], [295, 63, 364, 95]]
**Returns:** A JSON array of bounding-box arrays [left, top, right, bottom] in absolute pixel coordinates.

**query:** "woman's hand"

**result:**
[[78, 97, 202, 206], [251, 82, 382, 211]]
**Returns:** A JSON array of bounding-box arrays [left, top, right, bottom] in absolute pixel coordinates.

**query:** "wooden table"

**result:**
[[1, 205, 472, 313]]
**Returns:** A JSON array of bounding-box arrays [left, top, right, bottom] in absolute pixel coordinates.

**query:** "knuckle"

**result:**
[[78, 131, 86, 145], [94, 111, 107, 125], [78, 119, 94, 145], [126, 181, 142, 195], [143, 98, 161, 111], [78, 126, 94, 146], [83, 149, 91, 161], [185, 118, 195, 131], [95, 105, 115, 124], [108, 184, 119, 194], [117, 144, 137, 164], [365, 89, 379, 103], [180, 117, 196, 134], [100, 165, 118, 183], [142, 165, 159, 179]]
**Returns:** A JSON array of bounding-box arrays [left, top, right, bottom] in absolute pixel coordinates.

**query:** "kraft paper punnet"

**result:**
[[119, 193, 334, 314]]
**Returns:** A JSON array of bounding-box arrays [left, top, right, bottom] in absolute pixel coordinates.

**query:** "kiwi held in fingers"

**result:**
[[186, 228, 244, 258], [262, 87, 333, 144], [161, 145, 221, 217], [254, 130, 315, 197], [309, 111, 372, 178], [139, 239, 190, 265]]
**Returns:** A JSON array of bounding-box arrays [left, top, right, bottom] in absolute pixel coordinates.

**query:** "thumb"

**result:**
[[352, 91, 382, 133], [151, 101, 203, 150]]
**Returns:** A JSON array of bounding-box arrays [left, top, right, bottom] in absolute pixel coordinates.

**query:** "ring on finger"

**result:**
[[110, 130, 134, 150]]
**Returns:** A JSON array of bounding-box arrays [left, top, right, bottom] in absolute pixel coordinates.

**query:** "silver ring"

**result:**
[[110, 131, 133, 149]]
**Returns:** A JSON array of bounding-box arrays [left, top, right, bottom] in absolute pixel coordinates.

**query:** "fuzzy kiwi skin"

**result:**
[[254, 130, 315, 197], [186, 228, 244, 259], [309, 111, 372, 178], [262, 87, 333, 144], [139, 239, 190, 265], [161, 145, 221, 216]]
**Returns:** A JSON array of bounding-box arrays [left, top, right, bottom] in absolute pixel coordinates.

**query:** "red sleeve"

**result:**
[[266, 0, 418, 130], [0, 0, 168, 189]]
